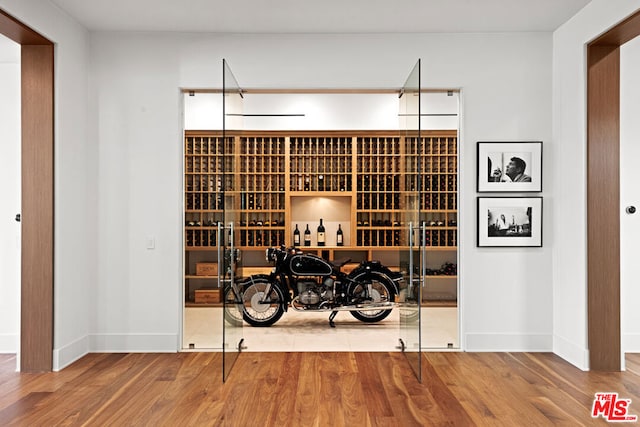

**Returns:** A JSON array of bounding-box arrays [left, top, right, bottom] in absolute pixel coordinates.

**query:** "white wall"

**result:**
[[621, 36, 640, 354], [0, 0, 92, 370], [90, 31, 553, 354], [0, 34, 20, 355], [184, 92, 459, 131], [552, 0, 640, 370]]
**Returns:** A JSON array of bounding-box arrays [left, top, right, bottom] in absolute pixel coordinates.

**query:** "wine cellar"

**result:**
[[184, 129, 458, 305]]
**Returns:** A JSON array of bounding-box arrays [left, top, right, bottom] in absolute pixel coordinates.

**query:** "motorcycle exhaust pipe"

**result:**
[[290, 297, 396, 313]]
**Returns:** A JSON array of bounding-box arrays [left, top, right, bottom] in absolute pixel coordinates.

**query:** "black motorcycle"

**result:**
[[234, 246, 403, 327]]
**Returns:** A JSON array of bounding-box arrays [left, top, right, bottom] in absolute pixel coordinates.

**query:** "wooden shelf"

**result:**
[[183, 130, 458, 304]]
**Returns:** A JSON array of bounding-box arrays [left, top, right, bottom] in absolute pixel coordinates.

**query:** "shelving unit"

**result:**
[[236, 136, 286, 247], [183, 130, 458, 305]]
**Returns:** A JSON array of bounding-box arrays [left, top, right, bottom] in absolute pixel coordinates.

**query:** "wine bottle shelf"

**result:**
[[238, 230, 285, 247], [184, 131, 458, 250]]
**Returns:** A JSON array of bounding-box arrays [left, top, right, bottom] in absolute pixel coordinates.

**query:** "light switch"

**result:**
[[146, 236, 155, 249]]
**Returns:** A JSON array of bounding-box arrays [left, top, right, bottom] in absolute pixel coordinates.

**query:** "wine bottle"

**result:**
[[304, 224, 311, 246], [336, 224, 344, 246], [240, 189, 246, 210], [293, 224, 301, 247], [317, 219, 325, 246]]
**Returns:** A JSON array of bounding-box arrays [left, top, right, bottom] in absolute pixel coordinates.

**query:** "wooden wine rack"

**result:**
[[184, 130, 458, 304], [184, 135, 232, 248], [184, 130, 457, 251], [236, 136, 286, 248]]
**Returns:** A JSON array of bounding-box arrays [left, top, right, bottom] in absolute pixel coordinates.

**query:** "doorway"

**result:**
[[0, 33, 20, 364], [587, 9, 640, 371], [180, 88, 460, 355], [0, 8, 54, 372], [620, 35, 640, 366]]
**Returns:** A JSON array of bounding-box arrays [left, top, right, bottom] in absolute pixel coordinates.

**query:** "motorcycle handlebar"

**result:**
[[266, 246, 302, 263]]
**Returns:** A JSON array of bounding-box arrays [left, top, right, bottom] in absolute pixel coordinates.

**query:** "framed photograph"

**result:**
[[477, 197, 542, 247], [477, 141, 542, 192]]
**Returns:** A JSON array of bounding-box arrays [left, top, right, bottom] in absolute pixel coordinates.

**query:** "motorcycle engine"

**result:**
[[297, 281, 321, 305], [297, 279, 334, 305]]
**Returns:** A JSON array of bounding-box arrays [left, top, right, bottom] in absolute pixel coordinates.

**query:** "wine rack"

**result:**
[[185, 130, 457, 307], [237, 136, 286, 248], [356, 136, 402, 247], [184, 130, 458, 252], [405, 134, 458, 248], [289, 136, 353, 192], [184, 135, 234, 248]]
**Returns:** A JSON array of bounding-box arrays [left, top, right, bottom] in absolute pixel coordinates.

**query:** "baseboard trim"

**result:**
[[89, 333, 179, 353], [53, 335, 90, 371], [553, 334, 589, 371], [0, 334, 18, 354], [623, 333, 640, 353], [465, 333, 552, 352]]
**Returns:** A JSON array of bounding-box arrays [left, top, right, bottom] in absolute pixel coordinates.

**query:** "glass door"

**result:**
[[222, 59, 244, 382], [398, 59, 422, 382]]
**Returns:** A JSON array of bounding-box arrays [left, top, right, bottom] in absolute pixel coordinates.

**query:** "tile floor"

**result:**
[[183, 306, 458, 351]]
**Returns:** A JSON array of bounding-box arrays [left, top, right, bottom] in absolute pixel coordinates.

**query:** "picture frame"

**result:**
[[477, 197, 542, 247], [477, 141, 542, 192]]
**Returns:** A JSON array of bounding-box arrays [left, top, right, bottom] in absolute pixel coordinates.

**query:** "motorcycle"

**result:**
[[234, 246, 404, 327]]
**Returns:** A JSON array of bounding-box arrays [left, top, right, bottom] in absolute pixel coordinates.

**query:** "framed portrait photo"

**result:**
[[477, 141, 542, 192], [477, 197, 543, 247]]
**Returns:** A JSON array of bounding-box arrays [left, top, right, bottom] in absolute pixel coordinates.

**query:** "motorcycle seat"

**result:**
[[330, 257, 351, 268]]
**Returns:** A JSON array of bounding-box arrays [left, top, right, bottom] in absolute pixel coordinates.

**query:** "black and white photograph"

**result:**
[[477, 141, 542, 192], [477, 197, 542, 247]]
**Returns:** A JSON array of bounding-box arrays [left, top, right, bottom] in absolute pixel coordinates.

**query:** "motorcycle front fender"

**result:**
[[236, 273, 290, 311]]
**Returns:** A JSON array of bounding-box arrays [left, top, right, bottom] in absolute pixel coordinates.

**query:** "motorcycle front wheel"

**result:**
[[223, 286, 244, 327], [347, 273, 395, 323], [241, 278, 285, 327]]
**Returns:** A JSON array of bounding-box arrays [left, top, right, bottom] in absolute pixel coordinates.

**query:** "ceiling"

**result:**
[[50, 0, 592, 33]]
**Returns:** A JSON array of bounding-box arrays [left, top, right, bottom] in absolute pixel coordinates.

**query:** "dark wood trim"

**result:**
[[587, 45, 621, 371], [20, 44, 54, 372], [591, 9, 640, 47], [0, 9, 51, 45], [0, 9, 54, 372], [586, 8, 640, 371]]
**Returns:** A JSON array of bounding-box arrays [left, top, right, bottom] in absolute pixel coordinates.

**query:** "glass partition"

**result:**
[[398, 59, 422, 382], [222, 59, 244, 382], [420, 91, 460, 351]]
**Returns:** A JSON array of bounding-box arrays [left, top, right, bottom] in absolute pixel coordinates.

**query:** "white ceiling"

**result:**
[[50, 0, 592, 33]]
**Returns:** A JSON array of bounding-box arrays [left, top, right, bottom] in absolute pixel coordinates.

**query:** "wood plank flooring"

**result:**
[[0, 352, 638, 426]]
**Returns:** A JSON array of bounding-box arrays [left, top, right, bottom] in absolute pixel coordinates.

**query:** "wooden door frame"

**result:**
[[0, 9, 54, 372], [587, 10, 640, 371]]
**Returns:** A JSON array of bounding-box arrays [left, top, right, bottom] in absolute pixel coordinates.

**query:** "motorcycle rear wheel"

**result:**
[[241, 279, 285, 327], [347, 273, 395, 323]]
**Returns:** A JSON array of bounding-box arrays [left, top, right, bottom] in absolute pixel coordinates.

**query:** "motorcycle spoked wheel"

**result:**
[[241, 279, 285, 327], [347, 273, 395, 323], [397, 286, 420, 324], [223, 286, 244, 327]]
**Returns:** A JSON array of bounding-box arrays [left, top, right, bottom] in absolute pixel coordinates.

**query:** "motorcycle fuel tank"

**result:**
[[289, 254, 332, 276]]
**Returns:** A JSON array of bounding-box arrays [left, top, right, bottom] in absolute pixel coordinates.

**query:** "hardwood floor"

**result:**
[[0, 352, 638, 426]]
